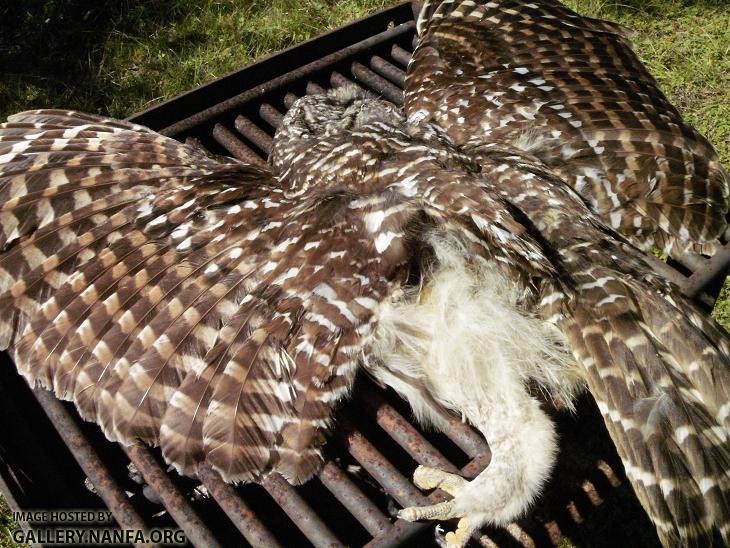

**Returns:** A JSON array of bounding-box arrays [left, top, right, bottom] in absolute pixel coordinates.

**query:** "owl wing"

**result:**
[[0, 110, 397, 483], [406, 0, 729, 254], [476, 149, 730, 545]]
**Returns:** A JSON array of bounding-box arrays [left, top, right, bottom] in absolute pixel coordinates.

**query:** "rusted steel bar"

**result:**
[[197, 464, 282, 548], [307, 81, 327, 95], [343, 422, 429, 508], [375, 405, 458, 471], [366, 447, 491, 548], [440, 413, 491, 460], [160, 22, 416, 137], [283, 93, 299, 109], [318, 461, 392, 537], [370, 55, 406, 86], [125, 444, 220, 548], [212, 123, 266, 165], [390, 45, 412, 67], [234, 115, 273, 153], [684, 244, 730, 298], [360, 389, 458, 473], [351, 62, 404, 105], [259, 104, 285, 129], [32, 389, 148, 535], [261, 473, 343, 548]]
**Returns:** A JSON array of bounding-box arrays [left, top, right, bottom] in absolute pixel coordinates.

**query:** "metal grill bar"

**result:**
[[197, 464, 282, 547], [343, 421, 429, 509], [284, 93, 299, 109], [318, 462, 392, 537], [32, 389, 148, 534], [260, 104, 285, 129], [307, 82, 327, 95], [160, 21, 416, 137], [262, 473, 343, 548], [362, 391, 459, 473], [391, 45, 412, 67], [125, 444, 220, 548], [370, 56, 406, 86], [352, 62, 404, 105], [234, 115, 273, 154], [212, 123, 265, 166]]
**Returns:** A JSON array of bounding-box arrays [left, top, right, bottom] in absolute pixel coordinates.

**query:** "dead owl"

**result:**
[[1, 1, 729, 547]]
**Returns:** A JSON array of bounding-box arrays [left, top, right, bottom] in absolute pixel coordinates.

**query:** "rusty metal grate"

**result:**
[[2, 2, 729, 546]]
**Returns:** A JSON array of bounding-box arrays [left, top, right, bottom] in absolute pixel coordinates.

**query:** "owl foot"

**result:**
[[398, 465, 487, 548]]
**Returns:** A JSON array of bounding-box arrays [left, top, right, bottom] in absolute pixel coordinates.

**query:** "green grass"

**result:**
[[1, 1, 391, 119], [0, 496, 24, 548], [0, 0, 729, 537]]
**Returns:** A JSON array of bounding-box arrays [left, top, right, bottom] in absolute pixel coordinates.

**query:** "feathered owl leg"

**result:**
[[399, 396, 558, 548]]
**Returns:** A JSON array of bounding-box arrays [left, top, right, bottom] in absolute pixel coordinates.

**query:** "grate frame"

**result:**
[[1, 2, 729, 546]]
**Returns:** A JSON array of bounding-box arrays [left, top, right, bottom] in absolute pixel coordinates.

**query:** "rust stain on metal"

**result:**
[[197, 464, 282, 547], [126, 444, 220, 548], [567, 501, 584, 524], [506, 523, 536, 548], [596, 459, 622, 488], [543, 520, 563, 546], [319, 461, 392, 537], [32, 389, 149, 536], [581, 480, 604, 507], [262, 472, 343, 548]]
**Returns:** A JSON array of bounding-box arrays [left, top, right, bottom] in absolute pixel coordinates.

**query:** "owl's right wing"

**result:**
[[407, 0, 729, 254], [0, 110, 401, 484]]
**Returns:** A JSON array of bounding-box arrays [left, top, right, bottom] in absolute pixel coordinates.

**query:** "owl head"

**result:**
[[283, 85, 403, 138]]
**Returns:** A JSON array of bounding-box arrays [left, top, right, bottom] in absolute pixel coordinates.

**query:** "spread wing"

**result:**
[[0, 110, 398, 483], [406, 0, 729, 254]]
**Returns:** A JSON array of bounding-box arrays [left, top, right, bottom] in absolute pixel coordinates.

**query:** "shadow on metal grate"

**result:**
[[2, 2, 730, 546]]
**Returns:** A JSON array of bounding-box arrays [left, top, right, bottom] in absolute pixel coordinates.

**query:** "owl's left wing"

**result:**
[[406, 0, 729, 255], [0, 111, 397, 483]]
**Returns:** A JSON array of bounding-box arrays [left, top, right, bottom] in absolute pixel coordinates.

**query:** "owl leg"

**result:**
[[398, 399, 558, 548]]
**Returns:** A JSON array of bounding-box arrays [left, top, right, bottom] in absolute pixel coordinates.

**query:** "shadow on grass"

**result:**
[[0, 1, 192, 117]]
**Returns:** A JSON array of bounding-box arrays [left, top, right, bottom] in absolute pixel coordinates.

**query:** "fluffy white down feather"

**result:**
[[364, 235, 585, 523]]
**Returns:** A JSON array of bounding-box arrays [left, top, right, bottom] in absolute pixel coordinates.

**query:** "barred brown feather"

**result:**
[[0, 97, 556, 485], [407, 0, 729, 255], [472, 144, 730, 546], [2, 6, 729, 544], [0, 108, 402, 483]]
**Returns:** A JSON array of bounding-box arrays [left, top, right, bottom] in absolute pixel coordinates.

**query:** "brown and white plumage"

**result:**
[[0, 106, 399, 483], [473, 145, 730, 547], [0, 95, 554, 485], [396, 1, 730, 545], [1, 2, 730, 547], [406, 0, 729, 256]]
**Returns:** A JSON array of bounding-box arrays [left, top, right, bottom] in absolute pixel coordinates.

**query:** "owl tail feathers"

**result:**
[[568, 278, 730, 547]]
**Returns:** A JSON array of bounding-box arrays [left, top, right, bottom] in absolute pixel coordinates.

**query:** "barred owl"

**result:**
[[0, 2, 729, 548]]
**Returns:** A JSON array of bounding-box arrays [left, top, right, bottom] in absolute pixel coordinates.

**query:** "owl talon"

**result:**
[[412, 465, 467, 495], [445, 516, 483, 548], [398, 500, 455, 521], [399, 466, 487, 547]]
